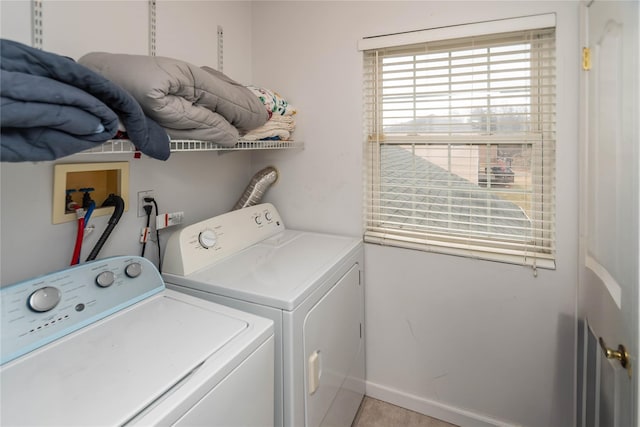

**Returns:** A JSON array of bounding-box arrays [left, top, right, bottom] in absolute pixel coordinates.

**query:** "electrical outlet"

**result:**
[[137, 190, 154, 217]]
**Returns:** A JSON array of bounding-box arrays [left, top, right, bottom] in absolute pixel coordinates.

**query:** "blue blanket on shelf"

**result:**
[[0, 39, 170, 162]]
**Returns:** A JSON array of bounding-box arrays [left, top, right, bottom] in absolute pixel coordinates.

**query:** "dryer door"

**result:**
[[303, 264, 364, 427]]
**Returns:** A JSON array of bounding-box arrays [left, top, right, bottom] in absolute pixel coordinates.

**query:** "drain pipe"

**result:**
[[233, 166, 278, 210], [86, 194, 124, 261]]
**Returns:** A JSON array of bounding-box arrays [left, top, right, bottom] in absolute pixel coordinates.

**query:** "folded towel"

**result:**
[[241, 128, 291, 141], [242, 113, 296, 141], [247, 86, 297, 116], [268, 114, 295, 125]]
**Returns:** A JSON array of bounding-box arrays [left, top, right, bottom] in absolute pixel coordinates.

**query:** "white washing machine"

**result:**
[[162, 203, 365, 427], [0, 255, 274, 426]]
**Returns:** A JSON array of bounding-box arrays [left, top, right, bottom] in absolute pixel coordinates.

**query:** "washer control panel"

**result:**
[[163, 203, 285, 276], [1, 256, 164, 365]]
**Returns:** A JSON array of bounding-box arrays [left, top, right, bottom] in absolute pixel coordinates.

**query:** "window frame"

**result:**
[[360, 16, 557, 269]]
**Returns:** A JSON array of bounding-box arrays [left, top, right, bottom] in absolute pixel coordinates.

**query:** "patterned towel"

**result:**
[[247, 85, 297, 116]]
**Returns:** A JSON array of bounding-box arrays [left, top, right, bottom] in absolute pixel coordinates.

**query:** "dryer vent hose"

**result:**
[[233, 166, 278, 210]]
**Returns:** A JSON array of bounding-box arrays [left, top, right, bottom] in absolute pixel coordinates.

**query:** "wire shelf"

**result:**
[[80, 139, 303, 154]]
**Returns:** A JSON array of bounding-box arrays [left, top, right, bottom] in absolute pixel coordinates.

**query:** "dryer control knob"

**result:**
[[95, 270, 116, 288], [198, 229, 218, 249], [28, 286, 61, 312], [265, 211, 273, 221], [125, 262, 142, 278]]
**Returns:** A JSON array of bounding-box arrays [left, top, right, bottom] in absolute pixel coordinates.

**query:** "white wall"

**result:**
[[251, 2, 579, 426], [0, 1, 255, 284]]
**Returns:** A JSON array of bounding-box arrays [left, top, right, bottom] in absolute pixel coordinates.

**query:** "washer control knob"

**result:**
[[198, 229, 218, 249], [95, 270, 116, 288], [125, 262, 142, 278], [265, 211, 273, 221], [28, 286, 61, 312], [254, 215, 263, 225]]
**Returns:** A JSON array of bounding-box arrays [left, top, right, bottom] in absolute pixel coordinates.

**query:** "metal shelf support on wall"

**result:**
[[31, 0, 43, 49], [217, 25, 223, 72], [148, 0, 157, 56]]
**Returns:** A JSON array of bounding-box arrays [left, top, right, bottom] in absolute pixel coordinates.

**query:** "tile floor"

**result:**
[[352, 397, 459, 427]]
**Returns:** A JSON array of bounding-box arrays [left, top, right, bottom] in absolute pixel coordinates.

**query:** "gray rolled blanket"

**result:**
[[78, 52, 268, 146]]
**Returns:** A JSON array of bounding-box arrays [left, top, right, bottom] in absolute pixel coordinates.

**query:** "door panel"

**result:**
[[586, 17, 623, 287], [579, 0, 639, 426]]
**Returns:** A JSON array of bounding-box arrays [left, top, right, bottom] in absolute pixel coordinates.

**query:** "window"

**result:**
[[361, 18, 556, 268]]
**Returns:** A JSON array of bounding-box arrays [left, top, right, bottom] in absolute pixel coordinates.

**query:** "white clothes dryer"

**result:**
[[0, 256, 274, 426], [162, 203, 365, 427]]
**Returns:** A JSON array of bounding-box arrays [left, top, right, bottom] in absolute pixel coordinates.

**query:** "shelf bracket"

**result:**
[[148, 0, 157, 56], [31, 0, 43, 49], [217, 25, 223, 72]]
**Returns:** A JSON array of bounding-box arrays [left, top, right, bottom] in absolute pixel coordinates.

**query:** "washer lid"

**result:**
[[167, 230, 361, 310], [0, 294, 248, 427]]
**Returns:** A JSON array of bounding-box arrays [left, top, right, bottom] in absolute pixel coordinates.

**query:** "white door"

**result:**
[[578, 1, 639, 426]]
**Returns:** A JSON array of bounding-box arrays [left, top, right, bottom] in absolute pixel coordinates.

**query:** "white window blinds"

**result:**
[[362, 25, 556, 268]]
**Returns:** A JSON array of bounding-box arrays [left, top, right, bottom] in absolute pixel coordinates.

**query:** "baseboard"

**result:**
[[365, 381, 520, 427]]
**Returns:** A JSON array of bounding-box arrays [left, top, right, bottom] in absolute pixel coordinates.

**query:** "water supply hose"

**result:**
[[86, 194, 124, 262], [84, 201, 96, 225], [70, 210, 85, 266], [233, 166, 279, 210]]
